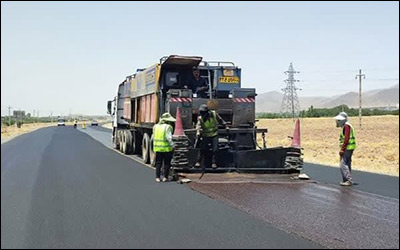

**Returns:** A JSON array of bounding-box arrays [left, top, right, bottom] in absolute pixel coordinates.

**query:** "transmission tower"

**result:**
[[280, 62, 301, 120]]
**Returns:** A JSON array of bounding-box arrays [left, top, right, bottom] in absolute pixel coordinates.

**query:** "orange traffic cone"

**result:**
[[291, 118, 301, 148], [174, 107, 185, 136]]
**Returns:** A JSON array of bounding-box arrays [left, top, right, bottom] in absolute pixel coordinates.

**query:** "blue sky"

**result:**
[[1, 1, 399, 115]]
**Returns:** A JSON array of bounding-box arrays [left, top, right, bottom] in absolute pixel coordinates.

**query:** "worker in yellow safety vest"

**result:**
[[334, 112, 357, 186], [153, 113, 176, 182], [196, 104, 225, 170]]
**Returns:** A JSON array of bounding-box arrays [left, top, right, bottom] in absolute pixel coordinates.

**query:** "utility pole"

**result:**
[[50, 111, 53, 123], [355, 69, 365, 129], [7, 106, 12, 125], [18, 108, 22, 124], [280, 63, 301, 121]]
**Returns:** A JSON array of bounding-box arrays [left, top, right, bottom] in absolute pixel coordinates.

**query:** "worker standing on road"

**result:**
[[334, 112, 356, 186], [196, 104, 225, 170], [153, 113, 176, 182]]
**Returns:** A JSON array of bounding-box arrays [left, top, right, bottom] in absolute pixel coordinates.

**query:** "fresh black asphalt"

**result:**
[[189, 181, 399, 249], [84, 125, 400, 248], [304, 163, 399, 199], [88, 126, 400, 199], [1, 126, 321, 249]]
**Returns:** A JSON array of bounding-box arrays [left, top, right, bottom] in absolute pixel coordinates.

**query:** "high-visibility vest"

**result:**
[[153, 123, 173, 152], [339, 123, 356, 150], [199, 111, 218, 138]]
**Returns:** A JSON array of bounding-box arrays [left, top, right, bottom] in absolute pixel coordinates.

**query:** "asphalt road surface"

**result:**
[[86, 126, 400, 199], [2, 126, 319, 249], [2, 126, 399, 248], [188, 182, 398, 249], [77, 126, 400, 249]]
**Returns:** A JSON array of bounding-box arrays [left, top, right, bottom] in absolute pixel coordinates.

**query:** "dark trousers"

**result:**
[[340, 150, 353, 182], [155, 152, 173, 178], [200, 136, 218, 169]]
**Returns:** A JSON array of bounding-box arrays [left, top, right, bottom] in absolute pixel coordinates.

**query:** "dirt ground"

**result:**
[[1, 122, 56, 141], [101, 122, 113, 129], [100, 117, 398, 176], [256, 116, 399, 176]]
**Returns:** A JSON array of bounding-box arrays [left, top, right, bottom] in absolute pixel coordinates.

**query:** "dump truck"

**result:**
[[107, 55, 303, 174]]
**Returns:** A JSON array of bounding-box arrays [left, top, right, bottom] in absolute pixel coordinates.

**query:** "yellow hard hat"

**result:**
[[161, 113, 176, 122]]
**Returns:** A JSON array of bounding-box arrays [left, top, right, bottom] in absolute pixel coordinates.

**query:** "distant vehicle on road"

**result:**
[[57, 118, 65, 126], [91, 120, 98, 126]]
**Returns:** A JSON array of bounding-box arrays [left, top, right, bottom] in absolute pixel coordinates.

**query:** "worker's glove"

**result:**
[[339, 149, 345, 157]]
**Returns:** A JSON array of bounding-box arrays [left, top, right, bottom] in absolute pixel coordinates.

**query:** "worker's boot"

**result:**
[[340, 181, 352, 186]]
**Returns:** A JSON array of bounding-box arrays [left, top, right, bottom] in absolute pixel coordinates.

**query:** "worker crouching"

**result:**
[[153, 113, 176, 182]]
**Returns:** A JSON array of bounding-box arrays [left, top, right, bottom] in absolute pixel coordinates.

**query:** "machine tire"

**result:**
[[122, 131, 128, 154], [116, 130, 121, 151], [119, 130, 125, 153], [142, 133, 150, 164], [124, 130, 132, 154], [149, 134, 156, 167], [131, 131, 140, 155], [113, 129, 120, 149]]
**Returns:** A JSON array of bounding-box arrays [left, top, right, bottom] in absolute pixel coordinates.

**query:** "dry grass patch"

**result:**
[[256, 116, 399, 176], [1, 122, 56, 139], [101, 122, 113, 129]]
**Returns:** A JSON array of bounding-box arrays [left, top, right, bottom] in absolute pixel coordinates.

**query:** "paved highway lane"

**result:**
[[1, 126, 320, 249], [304, 163, 399, 199], [188, 182, 399, 249], [88, 126, 399, 199], [84, 126, 399, 249]]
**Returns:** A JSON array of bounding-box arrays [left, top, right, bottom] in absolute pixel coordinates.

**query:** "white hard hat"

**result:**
[[334, 112, 348, 121]]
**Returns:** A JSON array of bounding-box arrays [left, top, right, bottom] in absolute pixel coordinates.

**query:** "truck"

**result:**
[[107, 55, 303, 174]]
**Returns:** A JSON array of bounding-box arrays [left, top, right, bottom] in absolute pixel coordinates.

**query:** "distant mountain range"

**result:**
[[256, 84, 399, 113]]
